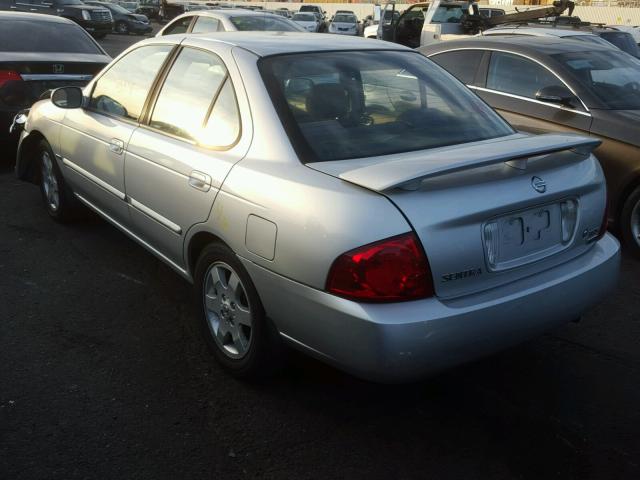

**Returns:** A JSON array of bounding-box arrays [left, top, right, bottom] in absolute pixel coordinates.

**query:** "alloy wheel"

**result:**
[[631, 197, 640, 248], [40, 151, 59, 212], [203, 262, 253, 359]]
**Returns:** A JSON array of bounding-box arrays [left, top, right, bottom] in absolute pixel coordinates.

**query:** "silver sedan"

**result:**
[[14, 33, 620, 382]]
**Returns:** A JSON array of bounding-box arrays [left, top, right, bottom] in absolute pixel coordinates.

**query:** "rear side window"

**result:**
[[430, 50, 484, 84], [598, 31, 640, 58], [487, 51, 564, 99], [163, 15, 193, 35], [90, 45, 172, 121], [191, 16, 221, 33], [0, 20, 101, 53], [150, 47, 240, 147]]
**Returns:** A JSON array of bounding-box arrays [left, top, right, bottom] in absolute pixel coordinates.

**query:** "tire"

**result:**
[[620, 185, 640, 258], [194, 243, 282, 378], [115, 21, 129, 34], [37, 140, 82, 222]]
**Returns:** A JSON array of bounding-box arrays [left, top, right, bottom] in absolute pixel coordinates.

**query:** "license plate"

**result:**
[[483, 203, 564, 270]]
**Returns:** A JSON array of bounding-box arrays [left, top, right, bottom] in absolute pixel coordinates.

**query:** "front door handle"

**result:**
[[109, 138, 124, 155], [188, 171, 211, 192]]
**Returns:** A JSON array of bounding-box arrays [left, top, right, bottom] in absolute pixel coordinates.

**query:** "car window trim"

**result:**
[[140, 45, 242, 151], [85, 43, 179, 126], [467, 85, 592, 117], [427, 47, 590, 113]]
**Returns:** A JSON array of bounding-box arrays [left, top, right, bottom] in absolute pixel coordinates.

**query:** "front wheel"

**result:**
[[194, 243, 282, 378], [115, 21, 129, 34], [620, 185, 640, 258], [38, 140, 82, 222]]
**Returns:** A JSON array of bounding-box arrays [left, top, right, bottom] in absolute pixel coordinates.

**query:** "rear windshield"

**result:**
[[293, 13, 315, 21], [553, 50, 640, 109], [333, 14, 356, 23], [0, 21, 102, 53], [597, 31, 640, 58], [259, 51, 514, 163], [229, 15, 304, 31], [565, 34, 615, 49]]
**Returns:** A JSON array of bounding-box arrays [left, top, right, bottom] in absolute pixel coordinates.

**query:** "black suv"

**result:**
[[2, 0, 113, 38]]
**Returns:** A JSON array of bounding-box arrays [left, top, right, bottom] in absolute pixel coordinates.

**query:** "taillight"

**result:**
[[0, 70, 22, 89], [326, 232, 434, 302]]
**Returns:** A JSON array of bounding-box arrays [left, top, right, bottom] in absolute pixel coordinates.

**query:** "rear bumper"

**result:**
[[241, 233, 620, 382]]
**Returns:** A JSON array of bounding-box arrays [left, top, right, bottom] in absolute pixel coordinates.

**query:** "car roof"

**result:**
[[179, 9, 287, 18], [484, 26, 596, 37], [157, 31, 409, 57], [0, 11, 76, 24], [422, 34, 614, 56]]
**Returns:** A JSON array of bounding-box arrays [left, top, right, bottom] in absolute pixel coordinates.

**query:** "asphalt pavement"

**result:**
[[0, 30, 639, 480]]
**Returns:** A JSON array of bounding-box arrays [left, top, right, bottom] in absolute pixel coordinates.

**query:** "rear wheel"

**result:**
[[115, 21, 129, 34], [621, 185, 640, 258], [194, 243, 282, 378], [38, 140, 82, 222]]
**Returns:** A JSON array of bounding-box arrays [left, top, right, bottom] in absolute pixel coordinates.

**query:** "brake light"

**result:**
[[0, 70, 22, 89], [326, 232, 434, 302]]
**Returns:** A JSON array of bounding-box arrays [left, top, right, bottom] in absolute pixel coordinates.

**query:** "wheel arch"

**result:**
[[16, 130, 46, 184], [186, 230, 229, 279]]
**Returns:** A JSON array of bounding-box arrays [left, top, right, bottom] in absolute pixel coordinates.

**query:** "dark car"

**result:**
[[2, 0, 113, 38], [420, 36, 640, 256], [0, 12, 110, 159], [86, 1, 152, 34]]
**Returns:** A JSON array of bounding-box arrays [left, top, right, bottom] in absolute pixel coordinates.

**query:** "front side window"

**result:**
[[229, 15, 304, 32], [260, 51, 513, 162], [431, 50, 484, 85], [553, 50, 640, 109], [487, 51, 565, 99], [163, 16, 193, 35], [150, 48, 240, 147], [191, 16, 221, 33], [90, 45, 172, 121]]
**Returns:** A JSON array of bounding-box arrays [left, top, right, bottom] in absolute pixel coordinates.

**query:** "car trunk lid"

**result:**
[[0, 53, 109, 108], [308, 133, 607, 298]]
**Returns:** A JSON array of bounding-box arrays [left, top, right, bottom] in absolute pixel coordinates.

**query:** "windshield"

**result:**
[[565, 34, 615, 49], [431, 5, 465, 24], [0, 20, 102, 53], [101, 3, 130, 14], [230, 15, 304, 31], [553, 50, 640, 109], [259, 51, 514, 163], [598, 31, 640, 58], [333, 14, 356, 24]]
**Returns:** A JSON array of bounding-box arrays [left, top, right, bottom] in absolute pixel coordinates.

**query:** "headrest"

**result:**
[[305, 83, 350, 120]]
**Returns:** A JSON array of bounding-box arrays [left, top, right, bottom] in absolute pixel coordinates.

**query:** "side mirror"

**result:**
[[51, 86, 84, 109], [535, 85, 578, 109]]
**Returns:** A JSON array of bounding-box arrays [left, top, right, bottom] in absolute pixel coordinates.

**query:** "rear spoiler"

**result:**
[[329, 134, 601, 192]]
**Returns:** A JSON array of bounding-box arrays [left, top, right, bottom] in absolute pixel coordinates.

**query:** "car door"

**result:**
[[471, 50, 592, 135], [124, 45, 245, 267], [59, 44, 173, 225]]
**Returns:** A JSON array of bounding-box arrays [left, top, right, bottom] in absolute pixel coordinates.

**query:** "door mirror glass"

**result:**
[[51, 86, 84, 109], [535, 85, 578, 108]]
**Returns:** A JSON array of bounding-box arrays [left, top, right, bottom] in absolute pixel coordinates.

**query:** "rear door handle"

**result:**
[[188, 171, 211, 192], [109, 138, 124, 155]]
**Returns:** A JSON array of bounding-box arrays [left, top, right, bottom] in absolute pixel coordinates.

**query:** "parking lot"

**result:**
[[1, 30, 639, 480]]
